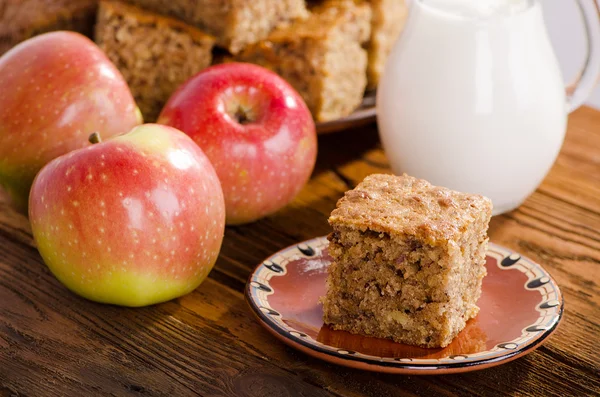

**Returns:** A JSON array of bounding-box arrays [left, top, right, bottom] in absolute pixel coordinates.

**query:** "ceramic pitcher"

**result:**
[[377, 0, 600, 215]]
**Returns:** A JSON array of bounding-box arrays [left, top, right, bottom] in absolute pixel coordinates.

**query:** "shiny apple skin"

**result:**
[[158, 63, 317, 225], [0, 31, 142, 213], [29, 124, 225, 307]]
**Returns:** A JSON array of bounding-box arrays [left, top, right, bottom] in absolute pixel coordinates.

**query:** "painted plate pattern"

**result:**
[[245, 236, 563, 374]]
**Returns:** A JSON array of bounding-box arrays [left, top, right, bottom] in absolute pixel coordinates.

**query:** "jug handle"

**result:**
[[567, 0, 600, 113]]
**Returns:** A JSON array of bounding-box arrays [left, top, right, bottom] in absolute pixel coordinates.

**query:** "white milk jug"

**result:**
[[377, 0, 600, 215]]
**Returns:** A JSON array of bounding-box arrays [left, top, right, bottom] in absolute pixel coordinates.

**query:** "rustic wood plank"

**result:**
[[1, 108, 599, 396]]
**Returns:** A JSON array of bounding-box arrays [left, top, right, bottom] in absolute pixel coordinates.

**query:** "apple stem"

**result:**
[[234, 107, 251, 125], [89, 132, 102, 144]]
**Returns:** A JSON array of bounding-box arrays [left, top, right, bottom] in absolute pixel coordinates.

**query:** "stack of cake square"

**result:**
[[90, 0, 408, 122], [2, 2, 408, 122], [322, 174, 492, 348]]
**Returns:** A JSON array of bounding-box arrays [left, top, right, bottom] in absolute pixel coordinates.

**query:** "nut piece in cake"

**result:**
[[95, 1, 215, 121], [0, 0, 98, 55], [236, 1, 371, 122], [322, 174, 492, 348], [122, 0, 308, 54]]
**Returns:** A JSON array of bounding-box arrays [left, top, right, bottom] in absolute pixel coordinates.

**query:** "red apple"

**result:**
[[29, 124, 225, 307], [0, 31, 142, 213], [158, 63, 317, 225]]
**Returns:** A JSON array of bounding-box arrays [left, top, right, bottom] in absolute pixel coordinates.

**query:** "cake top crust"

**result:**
[[329, 174, 493, 244]]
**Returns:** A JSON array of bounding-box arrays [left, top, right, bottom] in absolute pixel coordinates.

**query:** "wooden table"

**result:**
[[1, 107, 599, 397]]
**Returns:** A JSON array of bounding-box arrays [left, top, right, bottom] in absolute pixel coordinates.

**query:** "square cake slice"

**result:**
[[309, 0, 408, 89], [366, 0, 408, 89], [95, 0, 216, 121], [235, 0, 371, 122], [322, 174, 492, 348]]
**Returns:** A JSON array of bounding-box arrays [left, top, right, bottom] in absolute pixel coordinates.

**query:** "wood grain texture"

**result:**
[[1, 107, 599, 397]]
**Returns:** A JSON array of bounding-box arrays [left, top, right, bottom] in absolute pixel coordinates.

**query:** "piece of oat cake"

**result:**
[[322, 174, 492, 348]]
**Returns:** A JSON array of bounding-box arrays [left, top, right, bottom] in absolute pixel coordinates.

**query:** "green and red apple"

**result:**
[[158, 63, 317, 225], [29, 124, 225, 307], [0, 31, 141, 213]]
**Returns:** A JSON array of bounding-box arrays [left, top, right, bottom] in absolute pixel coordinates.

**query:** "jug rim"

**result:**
[[414, 0, 537, 21]]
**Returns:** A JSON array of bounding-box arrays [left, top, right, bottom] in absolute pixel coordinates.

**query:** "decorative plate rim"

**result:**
[[245, 236, 564, 373]]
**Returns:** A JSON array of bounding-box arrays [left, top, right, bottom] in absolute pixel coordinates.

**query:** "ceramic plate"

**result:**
[[316, 91, 376, 134], [245, 237, 563, 375]]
